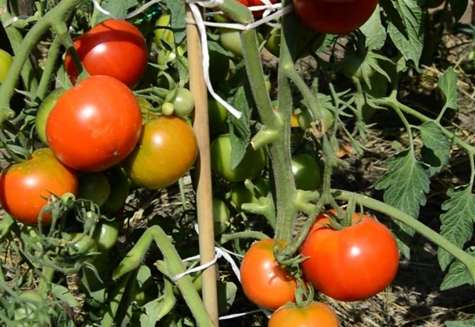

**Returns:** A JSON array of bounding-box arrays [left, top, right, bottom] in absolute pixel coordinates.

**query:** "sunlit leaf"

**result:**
[[360, 4, 386, 50], [438, 67, 459, 111]]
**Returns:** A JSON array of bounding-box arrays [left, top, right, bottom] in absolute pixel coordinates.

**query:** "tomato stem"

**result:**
[[36, 35, 63, 100], [219, 230, 270, 244]]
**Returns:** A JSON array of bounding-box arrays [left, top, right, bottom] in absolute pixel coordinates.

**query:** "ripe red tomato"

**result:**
[[46, 75, 142, 172], [236, 0, 279, 18], [64, 19, 148, 88], [0, 148, 78, 225], [240, 239, 299, 310], [123, 115, 198, 189], [269, 301, 340, 327], [300, 211, 399, 301], [292, 0, 378, 35]]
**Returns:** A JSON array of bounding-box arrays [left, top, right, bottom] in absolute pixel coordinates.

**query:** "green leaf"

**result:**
[[166, 0, 186, 45], [419, 121, 451, 176], [360, 4, 386, 50], [228, 83, 252, 171], [51, 284, 79, 308], [96, 0, 138, 23], [438, 67, 458, 111], [375, 149, 430, 258], [440, 249, 475, 291], [140, 298, 165, 327], [387, 0, 424, 65], [445, 319, 475, 327], [438, 187, 475, 270], [448, 0, 469, 22], [217, 281, 237, 316]]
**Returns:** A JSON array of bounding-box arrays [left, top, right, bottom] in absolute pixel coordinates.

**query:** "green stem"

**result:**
[[219, 230, 270, 244], [218, 0, 254, 25], [36, 35, 62, 100], [38, 265, 55, 295], [0, 0, 86, 122], [332, 189, 475, 283]]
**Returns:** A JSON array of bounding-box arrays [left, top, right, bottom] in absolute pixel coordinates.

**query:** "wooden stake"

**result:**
[[185, 5, 219, 326]]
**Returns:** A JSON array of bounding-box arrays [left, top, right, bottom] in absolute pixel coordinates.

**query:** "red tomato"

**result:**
[[46, 75, 142, 172], [64, 19, 148, 88], [240, 239, 299, 310], [292, 0, 378, 35], [269, 301, 340, 327], [0, 148, 78, 225], [235, 0, 279, 18], [123, 115, 198, 189], [300, 211, 399, 301]]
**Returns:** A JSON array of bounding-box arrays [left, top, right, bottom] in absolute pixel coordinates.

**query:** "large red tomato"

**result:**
[[123, 115, 198, 189], [0, 148, 78, 225], [64, 19, 148, 88], [240, 239, 299, 310], [300, 211, 399, 301], [268, 301, 340, 327], [46, 75, 142, 172], [292, 0, 378, 35]]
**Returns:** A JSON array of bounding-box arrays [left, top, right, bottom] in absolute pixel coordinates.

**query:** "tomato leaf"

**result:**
[[360, 4, 386, 51], [420, 121, 450, 176], [51, 284, 79, 308], [445, 318, 475, 327], [217, 281, 237, 316], [438, 187, 475, 270], [386, 0, 424, 66], [166, 0, 186, 45], [140, 298, 165, 327], [228, 83, 252, 171], [448, 0, 469, 23], [438, 67, 459, 111], [96, 0, 138, 23], [375, 149, 430, 258], [440, 248, 475, 291]]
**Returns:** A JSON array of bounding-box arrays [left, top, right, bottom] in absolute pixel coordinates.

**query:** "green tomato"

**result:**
[[165, 88, 195, 116], [343, 52, 378, 83], [296, 106, 335, 132], [264, 28, 281, 57], [220, 28, 243, 58], [230, 176, 269, 210], [100, 166, 130, 216], [78, 172, 111, 207], [0, 48, 13, 84], [35, 88, 66, 145], [155, 13, 186, 66], [210, 134, 267, 182], [213, 197, 231, 235], [208, 96, 228, 136], [67, 232, 98, 256], [92, 220, 119, 253], [291, 154, 322, 191]]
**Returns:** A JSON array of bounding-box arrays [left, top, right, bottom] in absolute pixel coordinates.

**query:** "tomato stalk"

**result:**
[[0, 0, 87, 122], [331, 189, 475, 284], [36, 35, 63, 100], [220, 230, 270, 244]]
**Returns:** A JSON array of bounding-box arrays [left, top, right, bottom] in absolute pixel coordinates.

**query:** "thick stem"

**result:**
[[36, 35, 62, 100]]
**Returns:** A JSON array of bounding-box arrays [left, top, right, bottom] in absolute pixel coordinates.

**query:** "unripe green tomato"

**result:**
[[213, 197, 231, 235], [165, 88, 195, 116], [101, 166, 130, 216], [78, 172, 111, 207], [296, 107, 335, 132], [264, 28, 281, 57], [155, 13, 174, 47], [230, 176, 269, 210], [0, 48, 13, 84], [35, 88, 66, 145], [92, 220, 119, 253], [220, 28, 243, 58], [68, 232, 97, 256], [343, 53, 378, 82], [162, 102, 175, 115], [291, 154, 322, 191], [208, 97, 228, 136], [210, 134, 267, 182]]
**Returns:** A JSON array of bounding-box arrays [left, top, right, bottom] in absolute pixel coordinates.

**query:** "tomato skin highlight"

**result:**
[[268, 301, 340, 327], [46, 75, 143, 172], [123, 115, 198, 189], [0, 148, 78, 225], [292, 0, 378, 35], [300, 212, 399, 301], [240, 239, 299, 310], [64, 19, 148, 88]]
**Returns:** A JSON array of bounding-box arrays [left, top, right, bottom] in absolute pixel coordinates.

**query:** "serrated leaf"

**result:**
[[96, 0, 137, 23], [360, 4, 386, 50], [375, 149, 430, 258], [438, 187, 475, 270], [438, 67, 458, 111], [387, 0, 424, 65], [51, 284, 79, 308], [440, 249, 475, 291], [420, 121, 450, 175], [445, 319, 475, 327], [448, 0, 469, 22], [166, 0, 186, 45], [228, 85, 252, 171]]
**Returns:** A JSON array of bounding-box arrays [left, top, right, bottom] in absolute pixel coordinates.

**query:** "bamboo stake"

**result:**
[[185, 5, 219, 326]]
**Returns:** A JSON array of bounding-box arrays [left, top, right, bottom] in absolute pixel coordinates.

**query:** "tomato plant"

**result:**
[[35, 88, 65, 145], [46, 75, 143, 172], [77, 172, 111, 207], [230, 176, 269, 210], [296, 105, 335, 132], [165, 88, 195, 116], [208, 96, 228, 136], [240, 239, 299, 310], [291, 154, 322, 191], [123, 115, 198, 189], [292, 0, 379, 35], [213, 197, 231, 235], [268, 301, 340, 327], [100, 166, 130, 216], [14, 290, 50, 327], [210, 134, 267, 182], [0, 148, 78, 225], [64, 19, 148, 88], [300, 211, 399, 301], [0, 48, 13, 84]]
